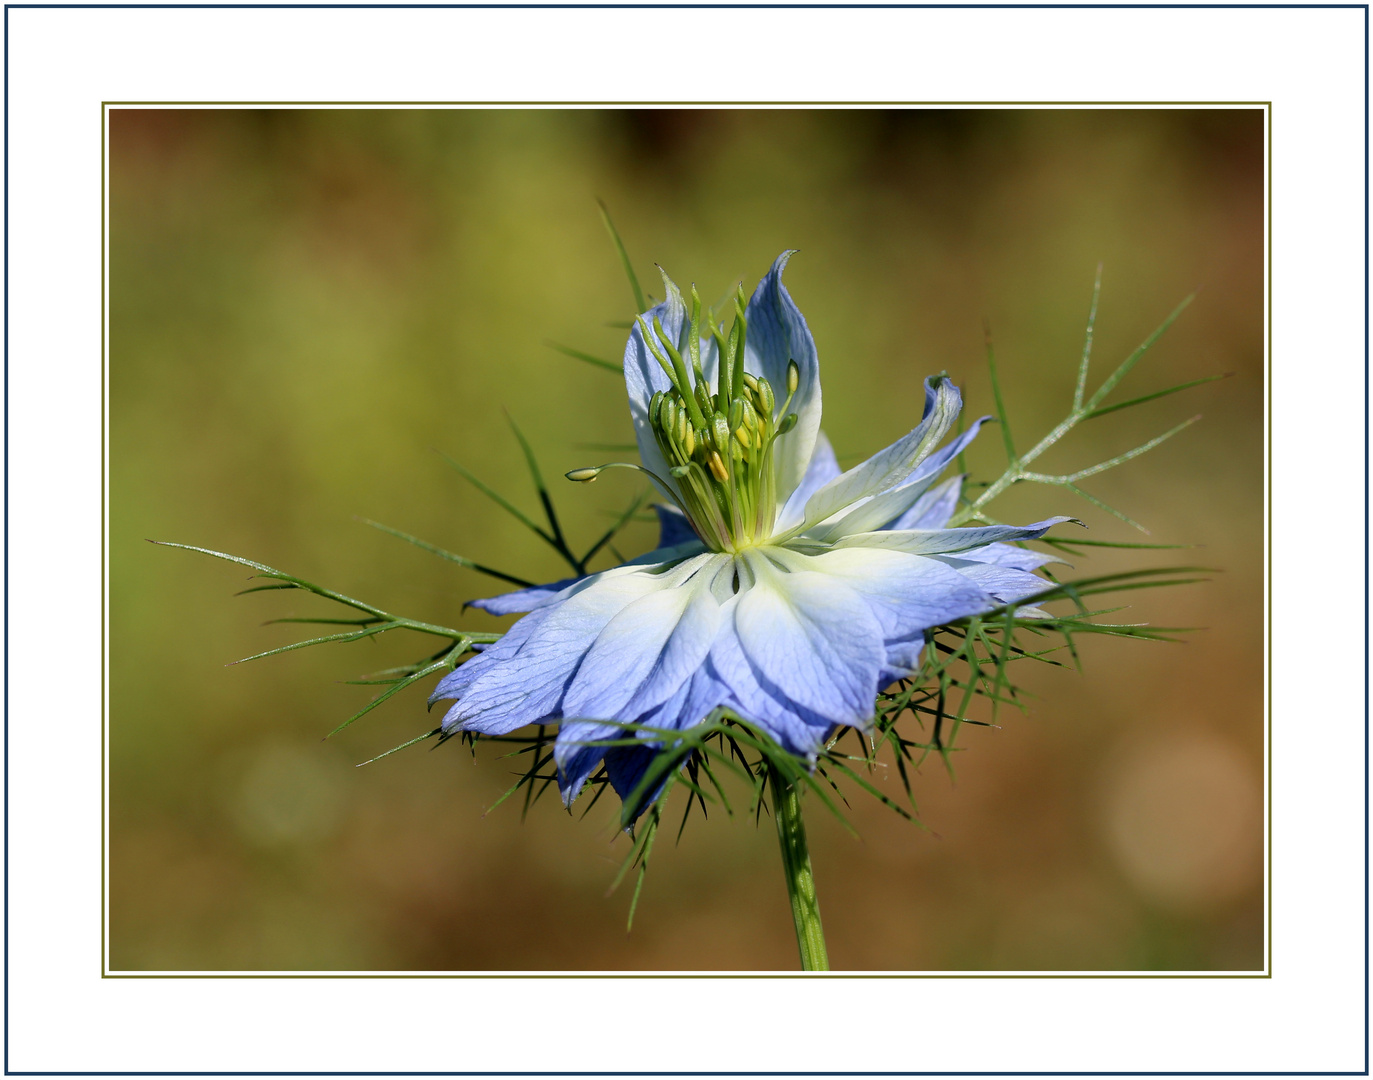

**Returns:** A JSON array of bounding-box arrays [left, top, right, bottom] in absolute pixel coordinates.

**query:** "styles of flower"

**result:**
[[430, 253, 1070, 814]]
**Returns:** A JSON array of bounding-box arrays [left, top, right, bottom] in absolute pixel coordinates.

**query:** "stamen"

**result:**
[[639, 277, 803, 552]]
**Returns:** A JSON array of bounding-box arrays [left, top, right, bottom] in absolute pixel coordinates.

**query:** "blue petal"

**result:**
[[791, 377, 962, 535], [553, 716, 626, 801], [932, 557, 1053, 604], [429, 600, 553, 706], [562, 554, 727, 721], [955, 541, 1062, 572], [554, 656, 732, 809], [439, 567, 687, 735], [705, 616, 835, 759], [653, 503, 699, 548], [467, 577, 582, 615], [622, 272, 690, 501], [885, 474, 963, 531], [604, 746, 668, 824], [774, 430, 839, 533], [743, 251, 822, 505], [732, 549, 884, 728]]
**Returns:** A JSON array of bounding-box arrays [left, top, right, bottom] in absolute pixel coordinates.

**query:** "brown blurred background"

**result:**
[[109, 108, 1264, 971]]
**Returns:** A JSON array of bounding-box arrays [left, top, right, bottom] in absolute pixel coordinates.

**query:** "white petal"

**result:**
[[769, 545, 997, 638]]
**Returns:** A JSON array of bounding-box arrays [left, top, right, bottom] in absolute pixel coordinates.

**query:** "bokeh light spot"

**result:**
[[1100, 731, 1262, 911]]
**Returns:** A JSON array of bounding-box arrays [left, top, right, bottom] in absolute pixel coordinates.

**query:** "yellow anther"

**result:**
[[708, 451, 729, 483]]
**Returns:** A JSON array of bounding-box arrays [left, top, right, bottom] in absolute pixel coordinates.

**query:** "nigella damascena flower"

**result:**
[[431, 253, 1070, 815]]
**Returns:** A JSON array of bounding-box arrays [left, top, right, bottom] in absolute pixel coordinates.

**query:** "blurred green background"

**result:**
[[110, 108, 1264, 971]]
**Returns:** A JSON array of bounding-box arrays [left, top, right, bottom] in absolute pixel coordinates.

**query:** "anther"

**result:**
[[707, 451, 729, 483], [787, 360, 799, 395], [566, 467, 601, 483], [757, 376, 775, 416], [711, 414, 731, 454], [777, 412, 798, 435]]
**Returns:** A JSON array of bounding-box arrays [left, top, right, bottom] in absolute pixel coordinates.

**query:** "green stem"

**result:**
[[768, 768, 830, 971]]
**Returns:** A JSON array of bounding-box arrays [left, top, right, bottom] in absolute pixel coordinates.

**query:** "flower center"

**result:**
[[638, 285, 799, 554]]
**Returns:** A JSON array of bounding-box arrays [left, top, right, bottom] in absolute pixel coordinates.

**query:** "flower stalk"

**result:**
[[768, 766, 830, 971]]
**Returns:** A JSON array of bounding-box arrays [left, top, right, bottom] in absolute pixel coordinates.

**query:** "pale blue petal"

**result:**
[[653, 503, 699, 548], [792, 377, 962, 535], [705, 613, 834, 759], [932, 558, 1052, 604], [634, 662, 732, 739], [467, 577, 582, 615], [809, 420, 985, 541], [743, 251, 822, 504], [562, 554, 728, 720], [732, 549, 883, 728], [558, 585, 695, 718], [429, 600, 554, 706], [834, 517, 1073, 556], [955, 541, 1062, 572], [897, 417, 986, 491], [886, 474, 963, 531], [441, 566, 688, 735], [774, 430, 839, 533], [555, 654, 734, 811]]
